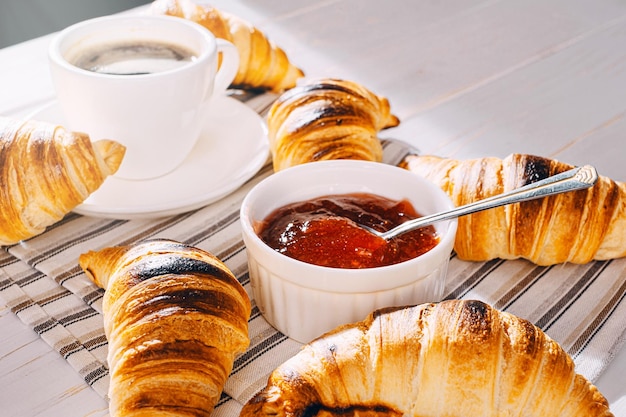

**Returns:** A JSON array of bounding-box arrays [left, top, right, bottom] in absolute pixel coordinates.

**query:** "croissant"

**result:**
[[403, 153, 626, 265], [240, 299, 612, 417], [0, 116, 125, 246], [150, 0, 304, 92], [79, 239, 251, 417], [267, 78, 400, 172]]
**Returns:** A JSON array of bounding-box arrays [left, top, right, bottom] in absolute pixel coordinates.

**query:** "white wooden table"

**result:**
[[1, 1, 625, 415]]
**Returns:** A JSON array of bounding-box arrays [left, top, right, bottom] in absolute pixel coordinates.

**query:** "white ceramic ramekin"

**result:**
[[240, 160, 457, 343]]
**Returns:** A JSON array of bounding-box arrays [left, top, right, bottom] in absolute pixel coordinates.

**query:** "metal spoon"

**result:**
[[360, 164, 599, 241]]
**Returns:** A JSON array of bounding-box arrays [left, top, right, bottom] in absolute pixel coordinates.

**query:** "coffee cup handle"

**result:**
[[213, 39, 240, 95]]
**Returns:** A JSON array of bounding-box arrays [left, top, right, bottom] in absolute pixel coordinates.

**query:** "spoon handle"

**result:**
[[381, 165, 598, 240]]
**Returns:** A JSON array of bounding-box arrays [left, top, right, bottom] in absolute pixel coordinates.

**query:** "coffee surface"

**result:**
[[70, 40, 197, 75]]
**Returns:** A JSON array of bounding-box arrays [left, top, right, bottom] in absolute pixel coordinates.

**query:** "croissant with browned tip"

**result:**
[[267, 78, 400, 172], [240, 299, 613, 417], [79, 239, 251, 417], [150, 0, 304, 92], [0, 116, 125, 246], [403, 153, 626, 265]]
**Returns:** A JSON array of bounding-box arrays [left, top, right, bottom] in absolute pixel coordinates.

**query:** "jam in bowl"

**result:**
[[257, 192, 440, 269], [240, 160, 458, 343]]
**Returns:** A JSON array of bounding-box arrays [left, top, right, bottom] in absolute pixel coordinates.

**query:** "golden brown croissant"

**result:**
[[79, 239, 251, 417], [0, 116, 125, 246], [150, 0, 304, 92], [241, 299, 613, 417], [403, 153, 626, 265], [267, 78, 400, 172]]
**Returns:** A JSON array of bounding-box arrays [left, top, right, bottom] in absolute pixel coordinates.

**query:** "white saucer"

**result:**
[[29, 96, 269, 219]]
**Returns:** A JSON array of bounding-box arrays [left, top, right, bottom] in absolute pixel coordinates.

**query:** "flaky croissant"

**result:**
[[79, 239, 251, 417], [403, 153, 626, 265], [0, 116, 125, 246], [241, 299, 612, 417], [267, 78, 400, 172], [150, 0, 304, 92]]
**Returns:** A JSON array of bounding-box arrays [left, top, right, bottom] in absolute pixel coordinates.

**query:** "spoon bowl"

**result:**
[[361, 164, 598, 241]]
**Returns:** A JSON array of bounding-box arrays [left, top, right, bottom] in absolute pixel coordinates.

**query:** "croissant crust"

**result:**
[[79, 239, 251, 417], [150, 0, 304, 92], [403, 153, 626, 265], [0, 116, 125, 245], [267, 78, 400, 172], [241, 300, 612, 417]]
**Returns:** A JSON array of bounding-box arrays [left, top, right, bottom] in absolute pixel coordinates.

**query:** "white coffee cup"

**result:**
[[48, 15, 239, 180]]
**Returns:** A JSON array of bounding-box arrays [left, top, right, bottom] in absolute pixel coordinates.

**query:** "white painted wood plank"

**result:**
[[228, 0, 626, 106], [597, 344, 626, 415], [0, 36, 55, 117], [385, 16, 626, 181], [554, 112, 626, 181], [0, 304, 108, 417], [199, 0, 343, 24]]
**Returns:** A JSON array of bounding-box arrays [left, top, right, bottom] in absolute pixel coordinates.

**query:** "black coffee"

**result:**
[[70, 40, 197, 75]]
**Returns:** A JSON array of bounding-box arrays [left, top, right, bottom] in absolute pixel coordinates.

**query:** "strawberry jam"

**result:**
[[257, 193, 439, 269]]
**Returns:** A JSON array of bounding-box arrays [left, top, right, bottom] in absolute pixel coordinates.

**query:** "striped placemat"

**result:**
[[1, 91, 625, 416]]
